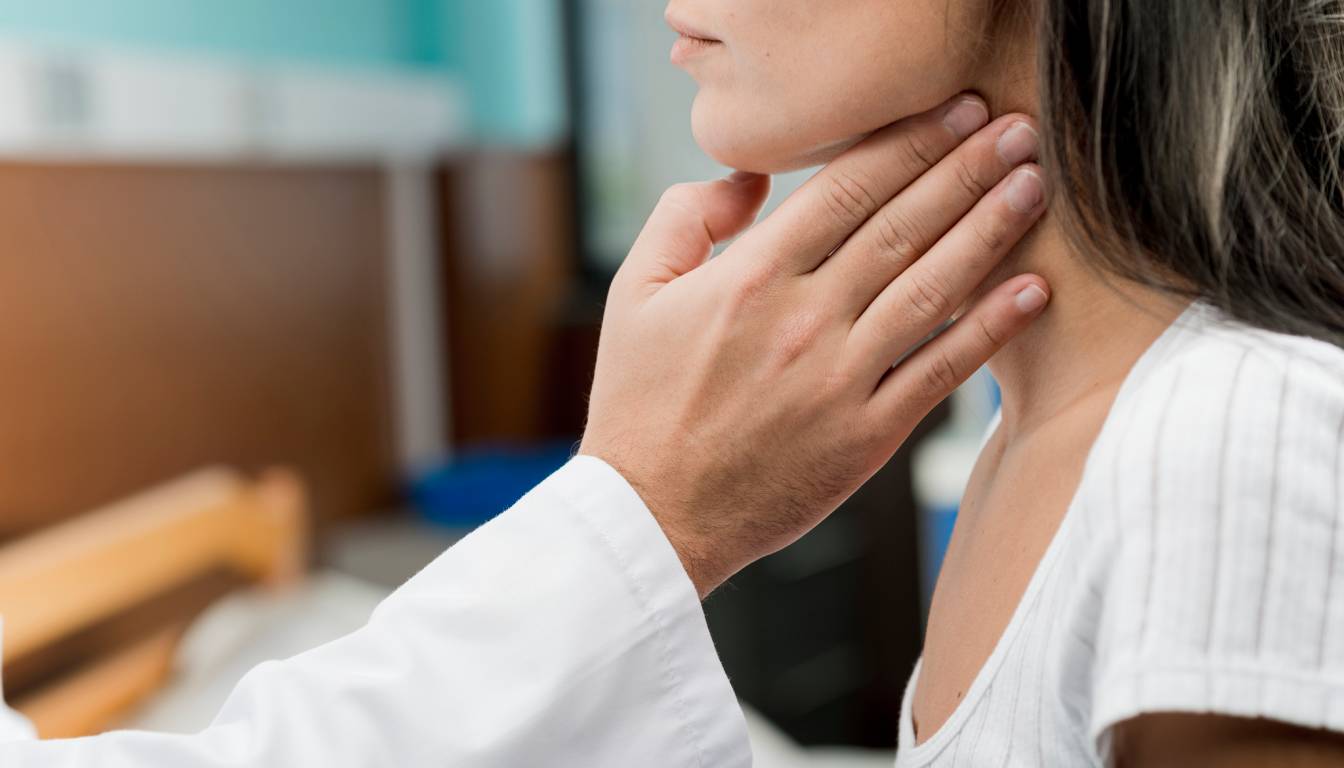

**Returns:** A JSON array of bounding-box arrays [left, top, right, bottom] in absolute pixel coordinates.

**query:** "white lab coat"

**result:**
[[0, 457, 753, 767]]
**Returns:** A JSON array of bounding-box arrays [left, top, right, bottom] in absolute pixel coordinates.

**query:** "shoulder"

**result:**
[[1082, 303, 1344, 744], [1091, 302, 1344, 585], [1132, 300, 1344, 416], [1092, 303, 1344, 528]]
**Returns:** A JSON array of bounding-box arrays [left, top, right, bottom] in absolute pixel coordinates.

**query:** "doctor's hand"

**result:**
[[580, 95, 1050, 598]]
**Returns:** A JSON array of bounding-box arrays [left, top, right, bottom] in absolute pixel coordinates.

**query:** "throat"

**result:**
[[983, 213, 1187, 440]]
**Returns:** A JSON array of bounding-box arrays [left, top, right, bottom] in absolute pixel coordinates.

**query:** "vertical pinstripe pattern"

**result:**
[[999, 552, 1064, 767], [1137, 366, 1185, 661], [964, 676, 995, 766], [1206, 351, 1249, 656], [1033, 544, 1071, 768], [1319, 410, 1344, 669], [998, 633, 1028, 766], [959, 686, 993, 768], [1252, 363, 1290, 658], [894, 305, 1344, 768]]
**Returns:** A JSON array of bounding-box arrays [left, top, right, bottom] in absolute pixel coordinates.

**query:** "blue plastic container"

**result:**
[[409, 442, 576, 529]]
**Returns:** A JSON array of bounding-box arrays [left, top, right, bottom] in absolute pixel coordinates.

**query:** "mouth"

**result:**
[[666, 10, 723, 66]]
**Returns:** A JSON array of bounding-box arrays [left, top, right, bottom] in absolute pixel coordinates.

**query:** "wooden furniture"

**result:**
[[0, 161, 397, 536], [439, 150, 581, 445], [0, 467, 308, 739]]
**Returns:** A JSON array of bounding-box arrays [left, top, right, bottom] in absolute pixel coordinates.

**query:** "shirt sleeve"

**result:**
[[1088, 337, 1344, 749], [0, 456, 751, 768]]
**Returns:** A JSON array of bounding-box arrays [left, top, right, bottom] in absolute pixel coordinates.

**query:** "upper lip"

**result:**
[[664, 10, 720, 42]]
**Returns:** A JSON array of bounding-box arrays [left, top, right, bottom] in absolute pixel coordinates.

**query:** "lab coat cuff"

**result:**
[[544, 456, 753, 767]]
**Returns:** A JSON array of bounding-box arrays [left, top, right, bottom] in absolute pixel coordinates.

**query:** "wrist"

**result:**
[[576, 444, 723, 599], [650, 514, 719, 600]]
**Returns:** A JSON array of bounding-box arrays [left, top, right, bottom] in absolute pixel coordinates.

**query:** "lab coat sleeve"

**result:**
[[0, 456, 752, 768]]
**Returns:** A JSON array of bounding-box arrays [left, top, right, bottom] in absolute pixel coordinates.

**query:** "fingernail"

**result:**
[[942, 97, 989, 140], [996, 121, 1039, 166], [1015, 284, 1049, 314], [1004, 168, 1045, 213]]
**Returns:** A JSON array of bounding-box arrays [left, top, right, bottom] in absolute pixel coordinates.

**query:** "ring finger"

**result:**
[[845, 163, 1050, 382]]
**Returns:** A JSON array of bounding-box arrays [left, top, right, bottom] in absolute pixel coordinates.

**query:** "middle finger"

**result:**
[[817, 114, 1040, 317], [739, 94, 991, 275]]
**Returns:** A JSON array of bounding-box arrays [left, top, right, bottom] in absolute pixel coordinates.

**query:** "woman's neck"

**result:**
[[971, 52, 1189, 441], [983, 213, 1187, 441]]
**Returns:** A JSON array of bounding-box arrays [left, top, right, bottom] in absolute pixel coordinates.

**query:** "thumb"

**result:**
[[627, 171, 772, 287]]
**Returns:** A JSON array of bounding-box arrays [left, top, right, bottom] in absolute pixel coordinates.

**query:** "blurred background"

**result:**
[[0, 2, 999, 764]]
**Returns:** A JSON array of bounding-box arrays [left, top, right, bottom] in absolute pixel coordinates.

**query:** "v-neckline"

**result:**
[[899, 300, 1204, 755]]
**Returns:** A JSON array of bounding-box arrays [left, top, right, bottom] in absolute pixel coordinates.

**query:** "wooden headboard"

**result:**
[[0, 467, 308, 738], [0, 161, 399, 535]]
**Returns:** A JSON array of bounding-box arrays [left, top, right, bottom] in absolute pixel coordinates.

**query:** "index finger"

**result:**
[[741, 93, 990, 275]]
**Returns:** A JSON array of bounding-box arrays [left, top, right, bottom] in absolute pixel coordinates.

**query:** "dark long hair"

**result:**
[[1032, 0, 1344, 344]]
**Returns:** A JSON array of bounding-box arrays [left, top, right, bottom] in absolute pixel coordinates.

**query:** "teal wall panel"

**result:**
[[0, 0, 429, 67], [440, 0, 567, 146], [0, 0, 569, 145]]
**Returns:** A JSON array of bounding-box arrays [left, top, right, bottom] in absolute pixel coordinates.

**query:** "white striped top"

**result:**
[[894, 301, 1344, 767]]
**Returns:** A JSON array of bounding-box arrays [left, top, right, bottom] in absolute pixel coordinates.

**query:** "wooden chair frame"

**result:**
[[0, 467, 308, 738]]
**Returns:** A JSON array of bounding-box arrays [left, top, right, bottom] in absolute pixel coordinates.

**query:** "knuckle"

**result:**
[[899, 130, 942, 175], [659, 182, 702, 214], [974, 314, 1007, 349], [873, 209, 925, 266], [772, 311, 823, 366], [952, 158, 991, 199], [820, 368, 855, 400], [822, 170, 880, 229], [729, 264, 774, 305], [921, 352, 963, 397], [904, 271, 954, 322], [971, 212, 1012, 254], [659, 182, 691, 206]]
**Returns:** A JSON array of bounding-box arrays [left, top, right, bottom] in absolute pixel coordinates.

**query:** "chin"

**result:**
[[690, 93, 865, 175]]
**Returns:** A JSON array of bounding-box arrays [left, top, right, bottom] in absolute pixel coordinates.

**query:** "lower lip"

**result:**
[[671, 35, 723, 66]]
